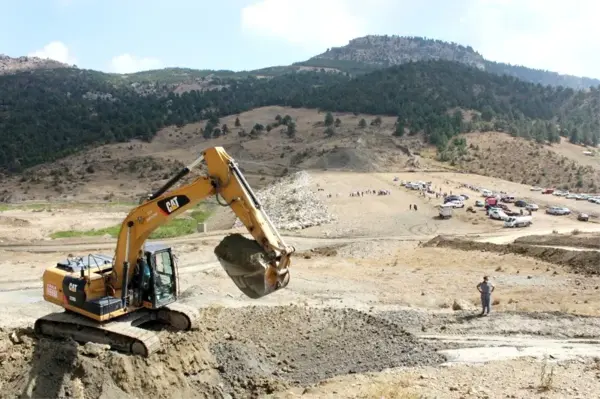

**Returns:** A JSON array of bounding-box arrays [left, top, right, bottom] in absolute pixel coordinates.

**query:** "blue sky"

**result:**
[[1, 0, 599, 77]]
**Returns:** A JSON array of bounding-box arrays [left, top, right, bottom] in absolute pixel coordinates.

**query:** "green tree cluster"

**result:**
[[1, 61, 599, 171]]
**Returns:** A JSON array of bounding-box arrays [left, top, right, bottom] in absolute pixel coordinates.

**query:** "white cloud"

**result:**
[[240, 0, 379, 52], [109, 54, 163, 74], [28, 41, 76, 65], [461, 0, 600, 77]]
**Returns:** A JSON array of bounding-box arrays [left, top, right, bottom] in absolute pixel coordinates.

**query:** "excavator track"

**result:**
[[34, 303, 200, 357], [160, 301, 201, 330]]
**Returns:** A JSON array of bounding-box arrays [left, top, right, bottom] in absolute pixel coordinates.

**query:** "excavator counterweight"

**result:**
[[35, 146, 295, 356]]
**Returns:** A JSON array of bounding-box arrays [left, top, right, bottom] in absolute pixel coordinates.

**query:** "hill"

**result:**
[[0, 106, 430, 202], [0, 54, 70, 75], [297, 35, 600, 89], [428, 132, 600, 192], [1, 59, 599, 174]]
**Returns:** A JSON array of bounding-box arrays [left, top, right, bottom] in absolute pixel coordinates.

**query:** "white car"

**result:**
[[546, 206, 571, 215], [447, 200, 465, 208], [530, 186, 542, 191], [489, 209, 509, 221], [525, 203, 539, 211]]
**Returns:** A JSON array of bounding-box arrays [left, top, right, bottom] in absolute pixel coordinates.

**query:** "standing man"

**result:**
[[477, 276, 495, 316]]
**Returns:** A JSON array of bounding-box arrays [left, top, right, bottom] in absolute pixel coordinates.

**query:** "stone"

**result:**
[[233, 172, 335, 231]]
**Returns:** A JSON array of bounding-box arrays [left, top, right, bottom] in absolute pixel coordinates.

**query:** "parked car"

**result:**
[[578, 213, 590, 222], [446, 200, 465, 208], [546, 206, 571, 215], [542, 188, 555, 194], [530, 186, 542, 191], [515, 200, 527, 207], [475, 200, 485, 207], [504, 216, 533, 228], [444, 195, 462, 203], [525, 203, 539, 211], [489, 208, 509, 221]]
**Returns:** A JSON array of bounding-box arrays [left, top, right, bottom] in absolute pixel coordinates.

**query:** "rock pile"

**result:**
[[233, 171, 335, 230]]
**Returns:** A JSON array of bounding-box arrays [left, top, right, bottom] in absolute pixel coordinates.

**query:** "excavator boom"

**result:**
[[36, 146, 294, 356], [110, 146, 293, 298]]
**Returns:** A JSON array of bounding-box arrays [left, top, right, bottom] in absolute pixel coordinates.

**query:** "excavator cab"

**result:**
[[132, 243, 179, 309]]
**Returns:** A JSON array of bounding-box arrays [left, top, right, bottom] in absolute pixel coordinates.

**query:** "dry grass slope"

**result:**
[[0, 106, 439, 203], [435, 132, 600, 191]]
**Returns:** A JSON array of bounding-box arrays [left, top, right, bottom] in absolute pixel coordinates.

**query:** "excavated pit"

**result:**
[[0, 306, 446, 399]]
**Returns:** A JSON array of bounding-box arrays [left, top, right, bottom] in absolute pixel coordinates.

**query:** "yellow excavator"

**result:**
[[35, 146, 295, 356]]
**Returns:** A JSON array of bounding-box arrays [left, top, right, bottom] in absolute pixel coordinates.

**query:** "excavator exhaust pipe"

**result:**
[[214, 233, 292, 299]]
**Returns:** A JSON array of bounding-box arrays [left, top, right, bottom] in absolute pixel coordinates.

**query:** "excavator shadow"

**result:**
[[20, 332, 78, 399]]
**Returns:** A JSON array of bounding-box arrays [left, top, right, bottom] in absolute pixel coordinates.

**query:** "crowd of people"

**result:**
[[349, 189, 392, 197]]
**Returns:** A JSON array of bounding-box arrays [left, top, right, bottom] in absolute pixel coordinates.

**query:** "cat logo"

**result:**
[[157, 195, 190, 216], [68, 282, 78, 292], [165, 197, 180, 213]]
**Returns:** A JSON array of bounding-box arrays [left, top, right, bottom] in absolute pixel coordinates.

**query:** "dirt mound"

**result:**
[[0, 306, 445, 399], [0, 216, 31, 227], [514, 233, 600, 249], [423, 235, 600, 275]]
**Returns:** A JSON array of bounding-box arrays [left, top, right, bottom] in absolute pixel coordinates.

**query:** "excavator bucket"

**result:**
[[214, 234, 290, 299]]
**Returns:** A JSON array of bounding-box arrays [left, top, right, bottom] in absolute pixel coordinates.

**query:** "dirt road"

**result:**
[[421, 334, 600, 364]]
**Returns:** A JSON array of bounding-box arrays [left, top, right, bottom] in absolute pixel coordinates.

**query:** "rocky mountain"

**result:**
[[305, 36, 486, 70], [0, 55, 70, 75], [1, 58, 599, 174], [296, 35, 600, 90]]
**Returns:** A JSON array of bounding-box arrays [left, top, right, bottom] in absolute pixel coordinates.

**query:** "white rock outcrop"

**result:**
[[233, 171, 335, 230]]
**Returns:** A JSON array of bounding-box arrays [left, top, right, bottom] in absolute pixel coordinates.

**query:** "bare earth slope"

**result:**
[[0, 106, 437, 203], [432, 131, 600, 191]]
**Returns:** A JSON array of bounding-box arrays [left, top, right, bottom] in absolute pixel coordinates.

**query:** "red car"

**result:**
[[542, 188, 554, 194]]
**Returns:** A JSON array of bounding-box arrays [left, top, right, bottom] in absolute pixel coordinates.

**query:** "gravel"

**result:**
[[206, 305, 447, 389], [234, 171, 335, 230], [0, 305, 447, 399]]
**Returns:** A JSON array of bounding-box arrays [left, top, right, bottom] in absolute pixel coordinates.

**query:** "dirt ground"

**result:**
[[3, 169, 600, 398]]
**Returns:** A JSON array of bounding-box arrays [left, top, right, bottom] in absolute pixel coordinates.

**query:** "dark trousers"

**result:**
[[481, 294, 491, 314]]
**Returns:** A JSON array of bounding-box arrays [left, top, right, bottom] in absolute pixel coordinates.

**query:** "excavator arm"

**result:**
[[109, 146, 294, 299]]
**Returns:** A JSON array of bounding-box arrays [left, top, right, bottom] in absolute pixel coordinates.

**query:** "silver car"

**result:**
[[546, 206, 571, 215]]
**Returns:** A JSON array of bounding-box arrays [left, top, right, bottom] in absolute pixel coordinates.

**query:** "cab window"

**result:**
[[155, 251, 173, 275]]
